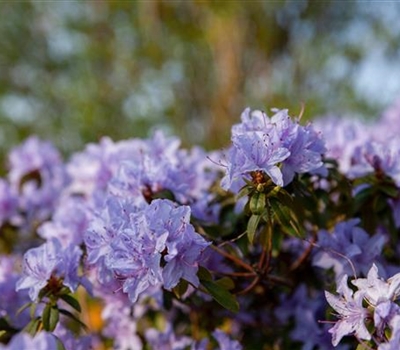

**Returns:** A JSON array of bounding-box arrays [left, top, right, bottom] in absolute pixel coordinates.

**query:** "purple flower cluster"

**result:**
[[6, 136, 68, 230], [315, 105, 400, 186], [326, 264, 400, 348], [2, 99, 400, 350], [85, 198, 209, 303], [313, 218, 387, 282], [16, 238, 84, 301], [221, 108, 326, 192], [68, 132, 221, 223]]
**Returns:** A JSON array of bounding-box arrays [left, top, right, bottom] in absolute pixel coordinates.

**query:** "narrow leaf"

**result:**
[[58, 309, 88, 331], [247, 214, 261, 244], [42, 304, 51, 331], [55, 336, 67, 350], [269, 198, 303, 237], [200, 279, 239, 313], [16, 302, 31, 316], [59, 294, 82, 313]]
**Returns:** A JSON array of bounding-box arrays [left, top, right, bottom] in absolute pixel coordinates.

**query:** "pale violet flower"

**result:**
[[221, 108, 326, 192], [0, 332, 58, 350], [351, 263, 400, 306], [325, 275, 371, 346], [16, 238, 83, 301], [378, 315, 400, 350], [313, 219, 386, 282]]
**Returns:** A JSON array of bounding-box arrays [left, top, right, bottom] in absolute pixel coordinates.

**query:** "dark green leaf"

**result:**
[[200, 279, 239, 313], [215, 277, 235, 290], [58, 309, 88, 331], [353, 186, 374, 211], [197, 266, 213, 281], [269, 198, 303, 237], [172, 279, 189, 299], [59, 294, 82, 313], [247, 214, 261, 244], [378, 183, 399, 198], [236, 185, 253, 200]]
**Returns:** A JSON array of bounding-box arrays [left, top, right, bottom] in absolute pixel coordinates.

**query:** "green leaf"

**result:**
[[42, 304, 59, 332], [250, 192, 266, 215], [58, 309, 88, 331], [353, 186, 375, 211], [29, 303, 37, 319], [236, 185, 253, 200], [23, 318, 41, 337], [215, 277, 235, 290], [172, 279, 189, 299], [378, 182, 399, 198], [197, 266, 213, 281], [200, 279, 239, 313], [59, 294, 82, 313], [269, 198, 303, 237], [247, 214, 261, 244], [355, 344, 369, 350], [55, 336, 67, 350]]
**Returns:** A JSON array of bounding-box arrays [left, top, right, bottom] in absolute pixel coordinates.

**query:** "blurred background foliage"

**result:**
[[0, 0, 400, 163]]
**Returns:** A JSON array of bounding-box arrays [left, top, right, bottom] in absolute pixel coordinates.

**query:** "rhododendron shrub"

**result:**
[[1, 101, 400, 349]]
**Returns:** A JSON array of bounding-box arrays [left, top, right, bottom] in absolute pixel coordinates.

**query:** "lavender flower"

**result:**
[[221, 108, 326, 192], [312, 218, 387, 282], [347, 139, 400, 186], [16, 238, 83, 301], [85, 198, 209, 303], [325, 275, 371, 346], [101, 296, 144, 350], [0, 256, 31, 328], [38, 196, 89, 246], [7, 136, 68, 228], [0, 332, 58, 350], [66, 136, 143, 197], [313, 117, 370, 174], [145, 323, 193, 350], [108, 131, 221, 222], [373, 300, 400, 338], [212, 329, 242, 350], [378, 315, 400, 350], [276, 284, 346, 350], [351, 263, 400, 306]]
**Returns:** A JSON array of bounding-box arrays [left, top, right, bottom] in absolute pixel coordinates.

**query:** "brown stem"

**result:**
[[211, 270, 257, 278], [266, 274, 293, 288], [211, 245, 254, 273], [289, 236, 316, 271], [237, 276, 260, 295]]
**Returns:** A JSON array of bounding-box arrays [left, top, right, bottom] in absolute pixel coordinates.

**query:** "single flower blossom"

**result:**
[[16, 238, 83, 301], [325, 275, 371, 346], [351, 263, 400, 306]]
